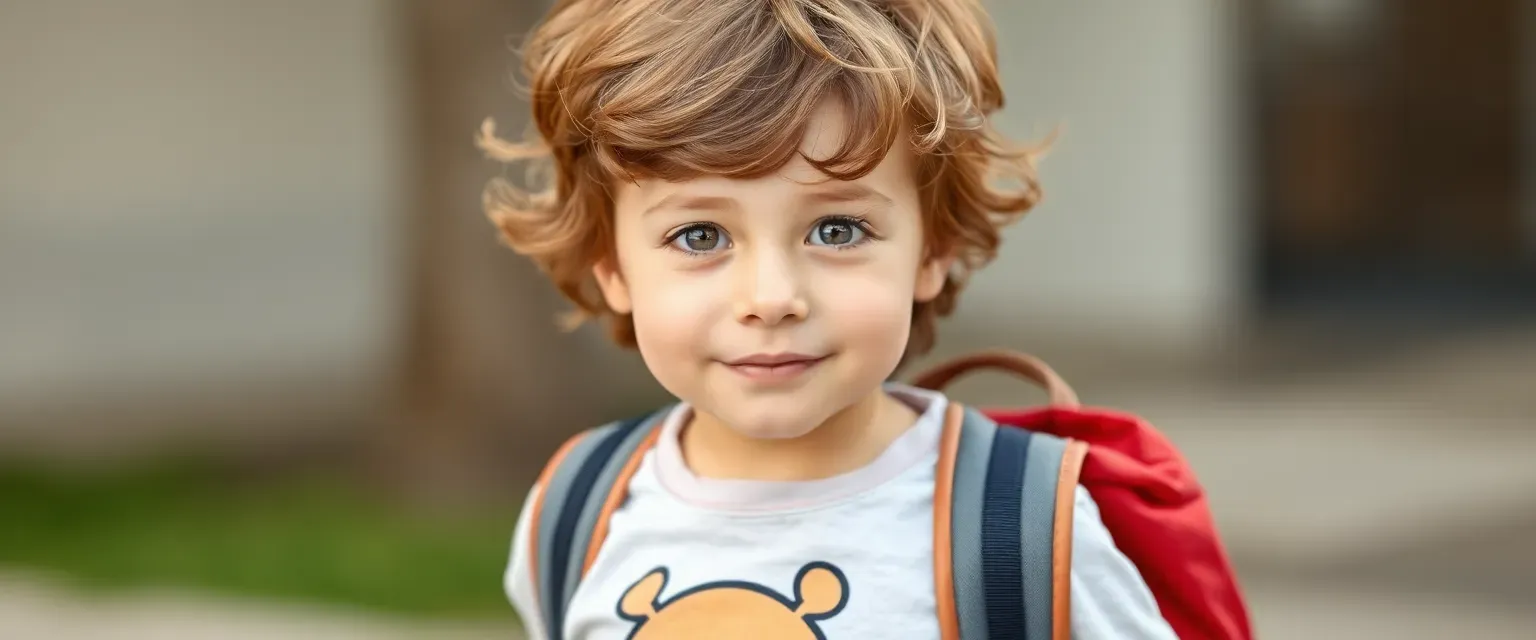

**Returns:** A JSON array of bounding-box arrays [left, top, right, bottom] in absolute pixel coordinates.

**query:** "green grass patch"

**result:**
[[0, 460, 520, 620]]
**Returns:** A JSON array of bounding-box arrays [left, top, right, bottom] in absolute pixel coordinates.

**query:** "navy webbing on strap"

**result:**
[[981, 426, 1032, 640], [957, 409, 1074, 640], [544, 414, 651, 640]]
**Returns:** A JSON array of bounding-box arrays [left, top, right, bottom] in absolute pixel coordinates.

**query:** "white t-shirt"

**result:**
[[505, 385, 1176, 639]]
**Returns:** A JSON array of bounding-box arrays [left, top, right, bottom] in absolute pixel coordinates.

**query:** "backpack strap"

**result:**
[[934, 401, 988, 640], [936, 403, 1088, 640], [911, 350, 1079, 407], [525, 409, 667, 640], [1050, 438, 1089, 638]]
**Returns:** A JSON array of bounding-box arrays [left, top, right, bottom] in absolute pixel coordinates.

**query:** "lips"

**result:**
[[725, 353, 824, 366], [721, 353, 829, 383]]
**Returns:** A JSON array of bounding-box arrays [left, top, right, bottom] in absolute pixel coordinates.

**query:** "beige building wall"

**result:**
[[0, 0, 1248, 454], [952, 0, 1248, 357], [0, 0, 410, 449]]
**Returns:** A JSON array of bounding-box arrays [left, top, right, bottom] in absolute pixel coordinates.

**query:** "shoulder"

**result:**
[[503, 424, 620, 640], [507, 483, 547, 640], [1067, 486, 1178, 640], [506, 409, 673, 639]]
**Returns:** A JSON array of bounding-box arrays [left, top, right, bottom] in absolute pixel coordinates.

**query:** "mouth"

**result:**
[[720, 353, 830, 383]]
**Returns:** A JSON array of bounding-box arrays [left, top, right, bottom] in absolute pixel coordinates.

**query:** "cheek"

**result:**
[[625, 261, 726, 358], [611, 214, 714, 348], [817, 261, 917, 350], [624, 263, 725, 400]]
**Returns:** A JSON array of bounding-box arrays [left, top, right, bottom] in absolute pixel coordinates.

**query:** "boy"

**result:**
[[479, 0, 1177, 637]]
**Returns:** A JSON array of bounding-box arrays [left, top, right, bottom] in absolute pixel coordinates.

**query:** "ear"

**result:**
[[619, 568, 668, 620], [792, 562, 849, 619], [914, 253, 954, 303], [593, 258, 633, 314]]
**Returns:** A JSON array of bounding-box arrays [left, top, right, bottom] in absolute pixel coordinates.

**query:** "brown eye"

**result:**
[[668, 224, 729, 253], [808, 217, 867, 247]]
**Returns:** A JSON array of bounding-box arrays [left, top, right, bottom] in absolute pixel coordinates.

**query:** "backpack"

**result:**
[[522, 350, 1253, 640]]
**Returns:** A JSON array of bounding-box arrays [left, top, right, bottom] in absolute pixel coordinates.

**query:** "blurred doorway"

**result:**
[[1248, 0, 1536, 317]]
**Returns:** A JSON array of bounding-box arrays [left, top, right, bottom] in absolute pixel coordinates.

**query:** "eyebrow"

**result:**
[[801, 182, 893, 207], [640, 194, 739, 217], [639, 182, 893, 217]]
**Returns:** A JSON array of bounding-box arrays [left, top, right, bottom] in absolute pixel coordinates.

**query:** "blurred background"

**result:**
[[2, 0, 1533, 637]]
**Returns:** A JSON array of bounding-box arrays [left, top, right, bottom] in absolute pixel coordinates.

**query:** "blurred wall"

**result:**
[[387, 0, 661, 494], [954, 0, 1248, 356], [0, 1, 408, 452], [0, 0, 1254, 457]]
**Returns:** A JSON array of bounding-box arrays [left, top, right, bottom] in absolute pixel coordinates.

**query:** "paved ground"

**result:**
[[4, 327, 1533, 638], [1246, 584, 1536, 639], [7, 577, 1534, 639], [0, 574, 517, 640]]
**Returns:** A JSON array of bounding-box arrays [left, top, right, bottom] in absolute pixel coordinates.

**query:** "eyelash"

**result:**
[[660, 223, 730, 258], [814, 215, 878, 250], [660, 215, 879, 257]]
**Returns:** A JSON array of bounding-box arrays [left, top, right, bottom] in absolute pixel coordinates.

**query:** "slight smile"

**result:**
[[719, 353, 830, 383]]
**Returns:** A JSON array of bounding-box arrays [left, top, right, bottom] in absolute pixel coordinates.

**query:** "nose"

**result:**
[[733, 247, 809, 326]]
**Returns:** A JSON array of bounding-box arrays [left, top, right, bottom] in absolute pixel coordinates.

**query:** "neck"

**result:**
[[680, 389, 919, 482]]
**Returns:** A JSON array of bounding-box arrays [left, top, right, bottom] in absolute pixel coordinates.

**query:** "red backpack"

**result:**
[[911, 350, 1253, 639], [525, 350, 1252, 639]]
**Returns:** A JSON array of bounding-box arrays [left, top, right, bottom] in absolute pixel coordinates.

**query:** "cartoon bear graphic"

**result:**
[[616, 562, 849, 639]]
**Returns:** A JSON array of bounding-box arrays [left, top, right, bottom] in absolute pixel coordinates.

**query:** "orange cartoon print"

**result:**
[[616, 562, 850, 639]]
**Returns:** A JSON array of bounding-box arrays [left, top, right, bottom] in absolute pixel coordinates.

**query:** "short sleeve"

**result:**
[[1068, 486, 1178, 639], [505, 484, 548, 640]]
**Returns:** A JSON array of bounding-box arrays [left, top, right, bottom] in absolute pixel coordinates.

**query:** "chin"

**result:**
[[714, 404, 829, 441], [724, 414, 820, 440]]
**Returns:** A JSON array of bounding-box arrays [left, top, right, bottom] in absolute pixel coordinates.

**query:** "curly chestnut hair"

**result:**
[[478, 0, 1046, 358]]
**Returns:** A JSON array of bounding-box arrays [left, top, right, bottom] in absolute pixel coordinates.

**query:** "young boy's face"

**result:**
[[595, 100, 950, 439]]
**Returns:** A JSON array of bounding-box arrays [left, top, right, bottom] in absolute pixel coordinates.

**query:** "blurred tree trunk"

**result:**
[[382, 0, 656, 508]]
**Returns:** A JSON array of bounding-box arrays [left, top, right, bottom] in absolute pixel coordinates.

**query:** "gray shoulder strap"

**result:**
[[530, 408, 667, 640], [947, 407, 1073, 640], [949, 408, 997, 640], [1019, 430, 1069, 640]]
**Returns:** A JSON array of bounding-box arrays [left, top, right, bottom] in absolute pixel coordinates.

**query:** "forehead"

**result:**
[[618, 100, 917, 207]]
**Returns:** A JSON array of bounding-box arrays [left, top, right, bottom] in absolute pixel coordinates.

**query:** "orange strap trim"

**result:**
[[932, 402, 965, 640], [526, 431, 590, 611], [582, 426, 663, 573], [1051, 439, 1090, 640]]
